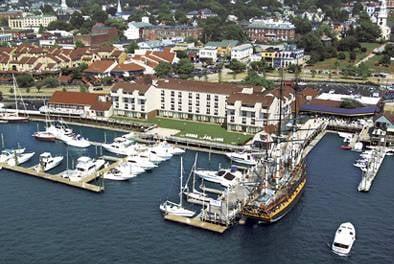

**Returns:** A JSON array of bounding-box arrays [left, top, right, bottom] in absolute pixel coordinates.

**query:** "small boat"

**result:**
[[0, 150, 13, 163], [160, 157, 195, 217], [7, 152, 35, 166], [33, 131, 56, 142], [104, 167, 135, 181], [156, 142, 185, 155], [64, 134, 91, 148], [225, 152, 257, 166], [46, 124, 73, 141], [37, 152, 63, 172], [139, 151, 165, 164], [340, 145, 352, 150], [194, 166, 243, 187], [102, 137, 134, 155], [149, 147, 173, 160], [331, 222, 356, 256]]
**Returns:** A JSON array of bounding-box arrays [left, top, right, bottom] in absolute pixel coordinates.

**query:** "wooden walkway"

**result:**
[[164, 214, 228, 233], [0, 162, 103, 192]]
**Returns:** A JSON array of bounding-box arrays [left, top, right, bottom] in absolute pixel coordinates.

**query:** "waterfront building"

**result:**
[[204, 40, 239, 57], [48, 91, 113, 118], [230, 44, 253, 63], [260, 44, 304, 68], [111, 80, 159, 119], [226, 86, 295, 133], [198, 46, 218, 62], [8, 15, 57, 30], [247, 19, 295, 43]]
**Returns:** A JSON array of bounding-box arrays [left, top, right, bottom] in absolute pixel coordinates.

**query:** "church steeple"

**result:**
[[61, 0, 68, 10], [117, 0, 122, 14]]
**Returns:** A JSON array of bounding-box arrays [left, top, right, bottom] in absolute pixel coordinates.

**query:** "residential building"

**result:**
[[260, 44, 304, 68], [204, 40, 239, 57], [231, 44, 253, 62], [198, 46, 218, 62], [124, 21, 152, 40], [247, 19, 295, 43], [8, 15, 57, 30], [48, 91, 113, 118], [186, 9, 218, 19], [142, 25, 203, 41], [111, 63, 145, 78], [83, 60, 118, 78], [75, 23, 118, 48]]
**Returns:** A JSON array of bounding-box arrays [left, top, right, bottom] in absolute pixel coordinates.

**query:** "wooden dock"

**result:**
[[164, 214, 228, 233], [0, 162, 104, 192]]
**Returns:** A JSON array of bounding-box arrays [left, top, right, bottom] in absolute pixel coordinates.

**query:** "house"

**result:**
[[48, 91, 113, 118], [124, 21, 153, 40], [231, 44, 253, 62], [84, 60, 118, 78], [142, 25, 203, 41], [111, 63, 145, 78], [260, 44, 304, 68], [204, 40, 239, 57], [198, 46, 218, 62]]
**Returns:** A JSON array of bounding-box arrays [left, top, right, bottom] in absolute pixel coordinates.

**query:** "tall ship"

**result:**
[[242, 72, 307, 223]]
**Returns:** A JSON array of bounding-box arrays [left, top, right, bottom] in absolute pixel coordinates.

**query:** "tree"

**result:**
[[379, 55, 391, 65], [126, 42, 139, 54], [176, 50, 188, 59], [349, 51, 357, 61], [47, 20, 73, 31], [337, 36, 361, 51], [16, 74, 35, 88], [292, 16, 312, 35], [175, 11, 188, 24], [354, 12, 381, 42], [75, 40, 85, 48], [338, 52, 346, 60], [80, 86, 87, 93], [154, 62, 173, 77], [249, 60, 267, 74], [175, 58, 194, 77], [243, 71, 274, 89], [70, 12, 84, 29], [41, 4, 56, 15], [92, 9, 108, 23], [228, 59, 246, 73]]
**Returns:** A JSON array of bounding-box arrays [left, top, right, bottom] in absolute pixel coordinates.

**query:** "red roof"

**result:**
[[84, 60, 116, 73], [49, 91, 112, 111], [112, 63, 145, 72]]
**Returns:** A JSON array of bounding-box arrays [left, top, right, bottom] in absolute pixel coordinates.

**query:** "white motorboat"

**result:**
[[61, 156, 105, 182], [102, 137, 135, 155], [156, 142, 185, 155], [104, 165, 136, 181], [353, 162, 366, 169], [160, 157, 195, 217], [139, 151, 165, 164], [194, 167, 243, 187], [127, 155, 157, 170], [37, 152, 63, 172], [149, 146, 173, 160], [46, 124, 73, 141], [33, 131, 56, 142], [331, 222, 356, 256], [0, 150, 13, 163], [225, 152, 257, 166], [64, 134, 91, 148], [7, 152, 35, 166]]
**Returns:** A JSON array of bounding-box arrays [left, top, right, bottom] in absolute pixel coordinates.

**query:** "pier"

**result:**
[[164, 213, 228, 233], [0, 162, 104, 192], [357, 147, 387, 192]]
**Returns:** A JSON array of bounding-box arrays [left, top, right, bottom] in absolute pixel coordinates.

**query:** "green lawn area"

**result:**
[[111, 116, 252, 145], [312, 42, 381, 70], [363, 55, 394, 73]]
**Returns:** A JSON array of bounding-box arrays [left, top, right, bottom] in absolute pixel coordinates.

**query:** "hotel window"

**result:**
[[188, 99, 192, 106], [188, 106, 192, 112], [251, 118, 255, 125], [242, 118, 246, 124], [214, 95, 218, 101], [170, 104, 175, 111], [161, 97, 165, 103], [124, 104, 129, 110], [141, 105, 145, 112], [115, 103, 119, 108], [171, 98, 175, 103], [178, 105, 182, 111], [171, 91, 175, 97], [196, 107, 200, 113], [230, 116, 234, 123], [196, 100, 200, 106], [214, 109, 218, 116], [188, 92, 192, 99], [206, 108, 210, 114], [196, 93, 200, 99], [131, 105, 135, 110], [178, 92, 182, 97], [123, 98, 128, 103], [161, 90, 165, 96], [207, 94, 211, 100], [161, 103, 165, 110]]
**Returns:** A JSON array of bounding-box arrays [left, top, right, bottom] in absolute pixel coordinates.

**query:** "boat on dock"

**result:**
[[102, 137, 134, 155], [357, 146, 386, 192], [64, 134, 91, 148], [33, 131, 56, 142], [103, 162, 139, 181], [194, 166, 243, 187], [61, 156, 105, 182], [331, 222, 356, 256], [36, 152, 63, 172], [127, 155, 156, 170], [7, 151, 35, 166]]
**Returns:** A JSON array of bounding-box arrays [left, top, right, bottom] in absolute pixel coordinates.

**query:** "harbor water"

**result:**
[[0, 122, 393, 263]]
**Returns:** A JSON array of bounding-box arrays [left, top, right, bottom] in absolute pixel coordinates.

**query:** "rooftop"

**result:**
[[49, 91, 112, 111]]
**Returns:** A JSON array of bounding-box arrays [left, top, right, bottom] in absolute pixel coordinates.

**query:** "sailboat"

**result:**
[[0, 75, 29, 122], [160, 157, 195, 217], [241, 69, 307, 223], [33, 102, 56, 142]]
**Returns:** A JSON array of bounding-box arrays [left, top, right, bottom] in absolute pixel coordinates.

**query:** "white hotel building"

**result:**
[[111, 79, 296, 132], [8, 15, 57, 30]]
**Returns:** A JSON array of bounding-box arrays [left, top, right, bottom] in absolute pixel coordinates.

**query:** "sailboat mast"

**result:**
[[179, 157, 183, 207], [277, 68, 284, 142], [13, 75, 18, 116]]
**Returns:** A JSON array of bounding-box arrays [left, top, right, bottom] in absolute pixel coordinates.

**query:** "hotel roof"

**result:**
[[49, 91, 112, 111], [155, 79, 243, 95]]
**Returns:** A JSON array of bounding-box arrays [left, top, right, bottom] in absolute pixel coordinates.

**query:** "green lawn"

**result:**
[[363, 55, 394, 73], [112, 116, 252, 145], [312, 42, 381, 70]]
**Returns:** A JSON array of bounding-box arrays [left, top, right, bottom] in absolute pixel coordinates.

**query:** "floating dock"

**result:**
[[164, 213, 228, 233], [0, 157, 127, 193]]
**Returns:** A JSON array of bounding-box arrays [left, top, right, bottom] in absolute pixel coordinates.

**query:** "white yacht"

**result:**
[[332, 222, 356, 256], [0, 150, 13, 163], [46, 124, 73, 141], [64, 134, 91, 148], [7, 152, 35, 166], [104, 163, 137, 181], [37, 152, 64, 172], [149, 146, 173, 160], [127, 155, 157, 170], [225, 152, 257, 166], [102, 137, 135, 155], [160, 157, 195, 217], [62, 156, 105, 182], [194, 167, 244, 187], [156, 142, 185, 155], [139, 151, 165, 164]]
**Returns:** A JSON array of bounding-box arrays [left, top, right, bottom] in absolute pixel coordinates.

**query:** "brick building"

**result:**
[[247, 19, 295, 43], [142, 25, 203, 41]]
